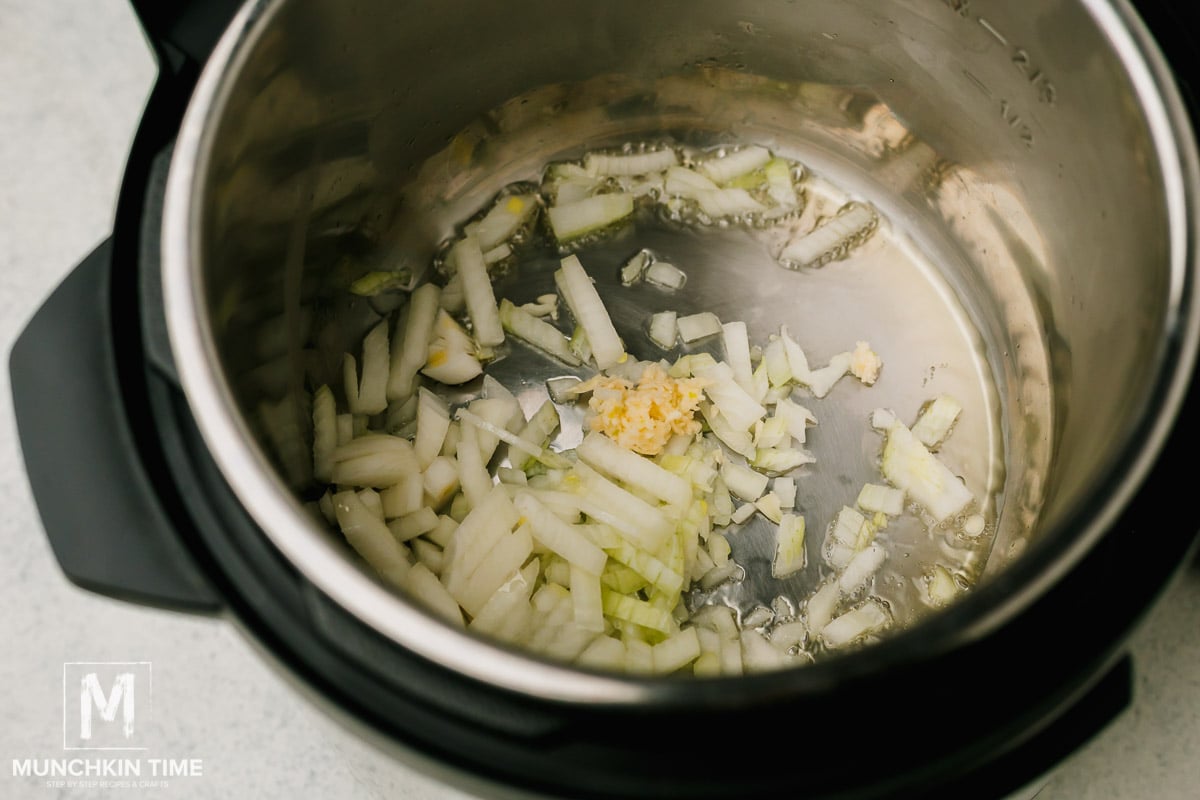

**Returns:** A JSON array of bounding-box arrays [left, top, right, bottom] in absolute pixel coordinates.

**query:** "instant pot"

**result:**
[[11, 1, 1200, 798]]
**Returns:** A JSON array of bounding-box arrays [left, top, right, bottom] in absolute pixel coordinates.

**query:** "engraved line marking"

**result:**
[[963, 69, 993, 98], [978, 17, 1008, 45]]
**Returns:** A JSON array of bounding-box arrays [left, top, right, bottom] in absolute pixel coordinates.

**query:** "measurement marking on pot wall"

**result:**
[[942, 1, 1059, 106]]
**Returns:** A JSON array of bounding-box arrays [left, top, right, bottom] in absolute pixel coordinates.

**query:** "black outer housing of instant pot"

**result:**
[[9, 4, 1199, 799]]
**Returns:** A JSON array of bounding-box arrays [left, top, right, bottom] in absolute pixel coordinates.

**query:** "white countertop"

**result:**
[[1, 2, 1197, 798]]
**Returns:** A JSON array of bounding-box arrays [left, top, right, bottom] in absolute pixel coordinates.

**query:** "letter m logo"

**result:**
[[80, 672, 135, 740], [63, 663, 151, 750]]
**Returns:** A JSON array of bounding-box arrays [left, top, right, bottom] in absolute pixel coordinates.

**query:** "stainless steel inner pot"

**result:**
[[162, 0, 1199, 702]]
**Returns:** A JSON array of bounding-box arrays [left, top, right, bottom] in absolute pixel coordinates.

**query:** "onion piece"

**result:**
[[467, 193, 540, 251], [802, 352, 853, 398], [312, 385, 337, 484], [772, 513, 807, 577], [720, 461, 769, 502], [823, 506, 876, 569], [878, 414, 973, 523], [388, 282, 441, 401], [911, 394, 963, 450], [555, 255, 626, 369], [644, 261, 687, 290], [698, 145, 772, 185], [514, 492, 608, 574], [469, 561, 539, 639], [691, 360, 767, 432], [452, 235, 505, 348], [577, 635, 626, 671], [620, 249, 652, 286], [652, 627, 702, 674], [404, 563, 464, 626], [694, 188, 767, 219], [648, 311, 678, 349], [602, 590, 673, 635], [821, 600, 889, 649], [774, 476, 797, 509], [856, 483, 904, 516], [422, 310, 483, 386], [664, 166, 719, 199], [499, 299, 581, 366], [577, 432, 692, 509], [455, 406, 570, 470], [780, 202, 879, 269], [380, 474, 424, 518], [547, 193, 635, 242], [413, 388, 451, 469], [457, 522, 535, 617], [721, 321, 755, 394], [755, 491, 784, 524], [333, 489, 411, 587], [838, 543, 886, 596], [676, 311, 723, 343], [584, 148, 678, 177], [442, 486, 521, 601]]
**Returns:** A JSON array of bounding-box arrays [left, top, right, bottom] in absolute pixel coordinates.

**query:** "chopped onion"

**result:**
[[621, 249, 652, 285], [545, 376, 582, 404], [780, 201, 879, 269], [577, 432, 693, 509], [878, 414, 973, 523], [720, 461, 769, 502], [856, 483, 905, 516], [911, 394, 963, 450], [730, 502, 757, 525], [422, 310, 483, 385], [333, 489, 411, 587], [584, 148, 678, 177], [577, 635, 627, 671], [821, 600, 889, 649], [652, 627, 702, 673], [467, 193, 540, 251], [698, 145, 772, 184], [802, 352, 853, 398], [452, 235, 505, 348], [772, 513, 807, 577], [499, 298, 581, 365], [721, 321, 755, 394], [380, 474, 424, 518], [838, 543, 886, 596], [312, 385, 337, 484], [694, 188, 767, 219], [773, 476, 797, 509], [514, 492, 608, 574], [648, 311, 678, 349], [413, 388, 451, 469], [677, 311, 723, 343], [555, 255, 626, 369], [388, 282, 440, 401], [547, 193, 635, 242], [442, 486, 521, 602], [403, 563, 463, 626], [644, 261, 688, 290], [823, 506, 875, 569], [755, 491, 784, 524], [387, 507, 439, 542], [664, 166, 720, 199]]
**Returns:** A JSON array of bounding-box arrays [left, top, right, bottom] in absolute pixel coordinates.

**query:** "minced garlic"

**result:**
[[585, 363, 705, 455]]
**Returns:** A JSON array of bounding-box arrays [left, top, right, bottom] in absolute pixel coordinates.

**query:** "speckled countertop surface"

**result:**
[[1, 2, 1198, 798]]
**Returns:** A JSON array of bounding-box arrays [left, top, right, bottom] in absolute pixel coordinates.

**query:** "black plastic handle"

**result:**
[[130, 0, 244, 70], [9, 239, 221, 611]]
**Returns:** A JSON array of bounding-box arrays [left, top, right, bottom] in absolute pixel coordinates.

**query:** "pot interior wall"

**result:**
[[189, 0, 1173, 638]]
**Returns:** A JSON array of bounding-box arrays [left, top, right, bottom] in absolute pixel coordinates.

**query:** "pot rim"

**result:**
[[162, 0, 1200, 706]]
